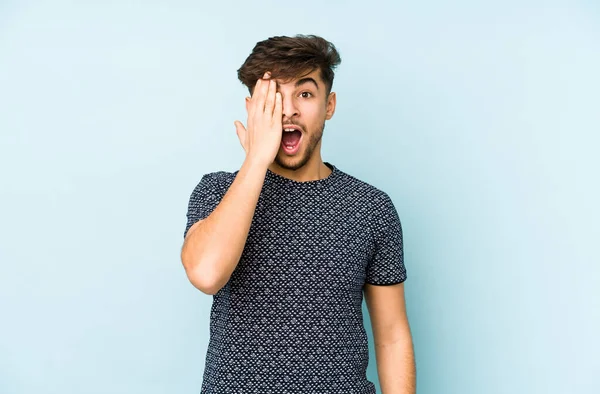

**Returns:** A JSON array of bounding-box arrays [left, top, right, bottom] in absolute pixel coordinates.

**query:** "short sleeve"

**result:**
[[365, 192, 407, 285], [183, 172, 223, 239]]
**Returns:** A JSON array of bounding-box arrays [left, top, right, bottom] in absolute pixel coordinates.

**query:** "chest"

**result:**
[[233, 189, 373, 294]]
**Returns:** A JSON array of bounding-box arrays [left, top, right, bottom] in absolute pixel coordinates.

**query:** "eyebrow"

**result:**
[[295, 77, 319, 90]]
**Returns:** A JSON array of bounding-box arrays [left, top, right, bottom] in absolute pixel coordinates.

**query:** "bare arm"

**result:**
[[180, 71, 282, 295], [364, 282, 416, 393], [180, 157, 268, 295]]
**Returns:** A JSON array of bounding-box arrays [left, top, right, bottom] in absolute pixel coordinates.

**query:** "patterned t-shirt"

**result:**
[[183, 161, 407, 394]]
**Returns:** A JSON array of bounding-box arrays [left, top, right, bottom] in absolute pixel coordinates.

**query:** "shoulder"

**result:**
[[337, 170, 402, 239], [190, 169, 237, 197], [338, 170, 395, 208]]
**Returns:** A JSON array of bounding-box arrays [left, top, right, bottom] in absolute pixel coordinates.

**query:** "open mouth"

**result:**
[[281, 125, 302, 155]]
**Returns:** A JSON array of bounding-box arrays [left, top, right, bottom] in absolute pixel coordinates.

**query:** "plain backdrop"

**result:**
[[1, 1, 599, 393]]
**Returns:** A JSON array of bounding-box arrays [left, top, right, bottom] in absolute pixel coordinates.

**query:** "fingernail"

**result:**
[[263, 72, 270, 79]]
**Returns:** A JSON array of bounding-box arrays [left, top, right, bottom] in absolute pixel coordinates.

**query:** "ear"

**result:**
[[245, 96, 251, 113], [325, 91, 336, 120]]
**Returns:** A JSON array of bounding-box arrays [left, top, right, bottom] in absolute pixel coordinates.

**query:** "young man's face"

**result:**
[[247, 68, 336, 171]]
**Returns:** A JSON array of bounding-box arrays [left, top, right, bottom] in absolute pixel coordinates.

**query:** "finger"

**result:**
[[264, 79, 276, 115], [234, 120, 246, 132], [274, 92, 282, 121], [234, 121, 247, 150], [248, 79, 261, 118], [254, 72, 270, 115]]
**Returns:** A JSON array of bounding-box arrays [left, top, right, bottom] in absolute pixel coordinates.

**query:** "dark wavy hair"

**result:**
[[237, 34, 342, 97]]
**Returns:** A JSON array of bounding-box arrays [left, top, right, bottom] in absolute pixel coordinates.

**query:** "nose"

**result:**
[[281, 93, 299, 119]]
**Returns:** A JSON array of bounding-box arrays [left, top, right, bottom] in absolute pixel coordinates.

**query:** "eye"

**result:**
[[299, 91, 313, 98]]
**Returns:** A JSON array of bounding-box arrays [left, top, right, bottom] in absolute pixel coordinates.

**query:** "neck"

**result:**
[[268, 157, 332, 182]]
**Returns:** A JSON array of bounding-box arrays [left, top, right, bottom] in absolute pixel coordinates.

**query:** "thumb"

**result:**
[[234, 120, 247, 150]]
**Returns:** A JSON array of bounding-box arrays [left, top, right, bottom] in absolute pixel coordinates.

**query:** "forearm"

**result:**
[[182, 156, 268, 294], [375, 338, 416, 394]]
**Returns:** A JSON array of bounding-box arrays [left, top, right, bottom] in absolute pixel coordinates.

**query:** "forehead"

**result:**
[[275, 69, 322, 88]]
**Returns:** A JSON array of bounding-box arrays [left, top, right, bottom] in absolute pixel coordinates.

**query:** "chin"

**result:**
[[275, 151, 309, 171]]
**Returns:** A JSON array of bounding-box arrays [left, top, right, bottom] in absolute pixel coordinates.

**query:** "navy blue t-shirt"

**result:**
[[184, 161, 407, 393]]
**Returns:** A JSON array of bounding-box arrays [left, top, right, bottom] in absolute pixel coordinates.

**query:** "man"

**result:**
[[181, 34, 416, 394]]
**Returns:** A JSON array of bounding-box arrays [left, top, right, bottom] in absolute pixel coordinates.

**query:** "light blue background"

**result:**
[[1, 1, 598, 393]]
